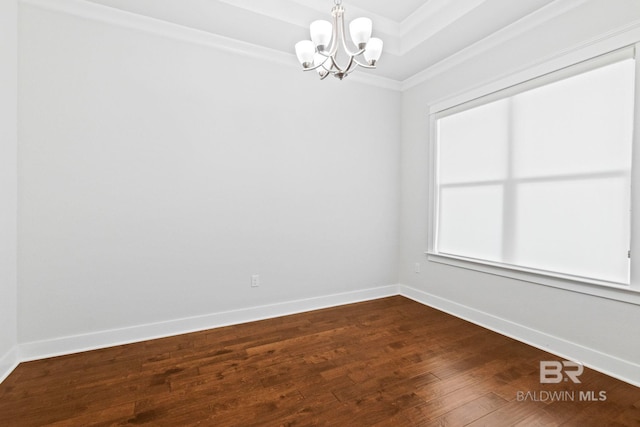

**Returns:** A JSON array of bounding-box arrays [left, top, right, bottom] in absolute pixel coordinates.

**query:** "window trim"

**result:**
[[426, 41, 640, 305]]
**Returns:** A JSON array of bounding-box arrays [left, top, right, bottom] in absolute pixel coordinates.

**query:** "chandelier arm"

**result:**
[[326, 53, 346, 74], [328, 8, 356, 75], [324, 56, 336, 72], [337, 9, 360, 58], [346, 55, 356, 71], [353, 59, 376, 69], [324, 7, 340, 57], [302, 61, 331, 72], [340, 55, 357, 76], [330, 59, 347, 75]]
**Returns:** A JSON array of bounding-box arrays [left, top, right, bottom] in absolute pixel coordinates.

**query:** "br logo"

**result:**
[[540, 361, 583, 384]]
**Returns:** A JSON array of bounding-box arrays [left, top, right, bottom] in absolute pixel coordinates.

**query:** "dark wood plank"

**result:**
[[0, 296, 638, 426]]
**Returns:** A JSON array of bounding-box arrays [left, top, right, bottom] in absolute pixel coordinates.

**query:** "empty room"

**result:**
[[1, 0, 640, 425]]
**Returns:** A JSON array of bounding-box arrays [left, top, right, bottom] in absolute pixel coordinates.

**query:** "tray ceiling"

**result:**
[[84, 0, 561, 82]]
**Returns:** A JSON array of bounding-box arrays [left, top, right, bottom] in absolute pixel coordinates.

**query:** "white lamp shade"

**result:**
[[310, 20, 332, 50], [295, 40, 316, 67], [349, 17, 372, 47], [364, 37, 383, 64]]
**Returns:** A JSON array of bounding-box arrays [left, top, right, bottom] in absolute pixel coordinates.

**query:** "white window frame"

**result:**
[[426, 39, 640, 306]]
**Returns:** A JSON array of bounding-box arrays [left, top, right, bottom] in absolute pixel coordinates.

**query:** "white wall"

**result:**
[[400, 0, 640, 385], [0, 0, 19, 381], [17, 3, 400, 350]]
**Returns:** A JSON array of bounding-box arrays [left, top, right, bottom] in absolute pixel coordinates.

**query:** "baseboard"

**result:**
[[18, 285, 400, 363], [11, 283, 639, 389], [399, 284, 640, 388], [0, 346, 19, 384]]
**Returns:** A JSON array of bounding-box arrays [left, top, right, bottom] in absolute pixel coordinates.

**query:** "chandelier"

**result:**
[[294, 0, 383, 80]]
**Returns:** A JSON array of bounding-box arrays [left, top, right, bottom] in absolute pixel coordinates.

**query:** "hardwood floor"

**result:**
[[1, 296, 639, 426]]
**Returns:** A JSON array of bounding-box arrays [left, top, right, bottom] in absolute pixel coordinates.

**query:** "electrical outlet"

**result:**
[[251, 274, 260, 287], [414, 263, 421, 273]]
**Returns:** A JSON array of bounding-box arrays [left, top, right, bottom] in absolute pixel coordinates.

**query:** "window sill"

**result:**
[[426, 252, 640, 305]]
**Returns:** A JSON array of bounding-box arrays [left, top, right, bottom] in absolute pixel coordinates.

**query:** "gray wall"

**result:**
[[16, 3, 400, 345], [0, 0, 19, 380], [399, 0, 640, 384]]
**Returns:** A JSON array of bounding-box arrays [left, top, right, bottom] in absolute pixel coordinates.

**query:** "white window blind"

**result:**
[[432, 48, 635, 286]]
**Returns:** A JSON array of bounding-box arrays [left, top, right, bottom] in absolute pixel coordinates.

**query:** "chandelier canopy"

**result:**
[[294, 0, 383, 80]]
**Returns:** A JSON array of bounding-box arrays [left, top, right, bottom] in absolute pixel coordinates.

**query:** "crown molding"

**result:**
[[19, 0, 293, 67], [20, 0, 401, 91], [399, 0, 486, 54], [20, 0, 633, 94], [401, 0, 591, 90], [218, 0, 402, 56], [347, 70, 402, 91], [220, 0, 491, 57], [407, 18, 640, 105], [404, 19, 640, 93]]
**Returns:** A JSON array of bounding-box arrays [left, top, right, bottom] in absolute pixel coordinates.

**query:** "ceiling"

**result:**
[[84, 0, 559, 82], [342, 0, 431, 23]]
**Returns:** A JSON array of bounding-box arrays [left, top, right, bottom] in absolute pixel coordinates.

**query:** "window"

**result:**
[[428, 46, 638, 294]]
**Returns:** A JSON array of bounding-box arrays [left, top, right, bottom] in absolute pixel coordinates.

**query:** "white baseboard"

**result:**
[[18, 285, 400, 363], [8, 283, 640, 390], [399, 284, 640, 388], [0, 346, 19, 384]]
